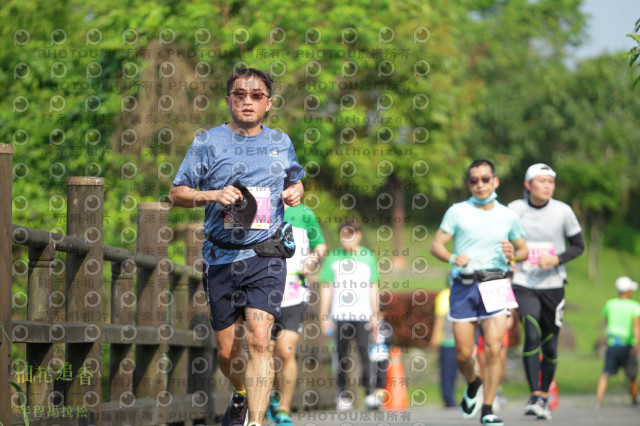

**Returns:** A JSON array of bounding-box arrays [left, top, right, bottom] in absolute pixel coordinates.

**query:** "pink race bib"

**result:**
[[526, 242, 555, 265], [478, 278, 518, 312]]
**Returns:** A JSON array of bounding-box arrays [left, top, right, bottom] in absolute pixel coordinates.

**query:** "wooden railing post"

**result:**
[[65, 177, 104, 424], [185, 224, 217, 421], [135, 203, 170, 407], [167, 230, 189, 403], [0, 144, 13, 426], [26, 242, 55, 409], [109, 258, 135, 402]]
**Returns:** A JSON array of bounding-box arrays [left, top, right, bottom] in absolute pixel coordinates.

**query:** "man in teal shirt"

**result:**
[[595, 276, 640, 407], [431, 159, 528, 426]]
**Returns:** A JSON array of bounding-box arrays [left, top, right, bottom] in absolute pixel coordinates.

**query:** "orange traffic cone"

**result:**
[[538, 354, 560, 409], [384, 347, 409, 410], [548, 379, 559, 409]]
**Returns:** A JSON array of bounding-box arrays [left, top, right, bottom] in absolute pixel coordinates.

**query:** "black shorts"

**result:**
[[271, 302, 307, 339], [512, 285, 565, 334], [202, 256, 286, 331], [603, 345, 638, 379]]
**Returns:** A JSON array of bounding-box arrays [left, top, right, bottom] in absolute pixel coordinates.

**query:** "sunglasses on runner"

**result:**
[[468, 176, 493, 185], [230, 90, 269, 102]]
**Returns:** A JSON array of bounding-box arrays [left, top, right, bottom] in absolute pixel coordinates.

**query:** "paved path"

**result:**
[[278, 396, 640, 426]]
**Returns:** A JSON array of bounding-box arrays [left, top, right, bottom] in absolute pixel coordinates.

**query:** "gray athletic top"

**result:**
[[508, 198, 582, 290]]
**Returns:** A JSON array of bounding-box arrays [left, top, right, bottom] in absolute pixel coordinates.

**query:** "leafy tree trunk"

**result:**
[[391, 176, 407, 270]]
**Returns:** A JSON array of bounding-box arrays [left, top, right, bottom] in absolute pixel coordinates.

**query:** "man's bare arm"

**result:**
[[633, 316, 640, 356], [430, 229, 470, 266], [511, 237, 529, 263], [168, 184, 242, 208]]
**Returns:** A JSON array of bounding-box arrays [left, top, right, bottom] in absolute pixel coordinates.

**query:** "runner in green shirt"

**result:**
[[595, 276, 640, 407], [319, 220, 381, 411]]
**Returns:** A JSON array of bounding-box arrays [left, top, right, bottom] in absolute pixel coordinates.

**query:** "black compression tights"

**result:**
[[522, 315, 559, 393]]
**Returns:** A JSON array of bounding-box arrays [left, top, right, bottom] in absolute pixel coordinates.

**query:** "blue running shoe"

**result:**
[[460, 384, 483, 419], [480, 413, 504, 425], [266, 392, 280, 422], [275, 410, 293, 425]]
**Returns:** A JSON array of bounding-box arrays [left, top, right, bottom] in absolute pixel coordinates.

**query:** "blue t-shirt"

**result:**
[[440, 199, 525, 273], [173, 124, 305, 265]]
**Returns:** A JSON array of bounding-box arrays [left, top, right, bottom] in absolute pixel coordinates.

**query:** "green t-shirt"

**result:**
[[284, 204, 325, 251], [602, 297, 640, 346], [281, 204, 325, 307], [320, 246, 379, 321]]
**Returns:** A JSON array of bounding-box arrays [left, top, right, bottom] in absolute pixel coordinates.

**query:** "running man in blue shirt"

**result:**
[[431, 160, 528, 426], [169, 68, 304, 426]]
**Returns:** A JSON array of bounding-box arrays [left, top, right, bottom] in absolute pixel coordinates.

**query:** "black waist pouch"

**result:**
[[252, 222, 296, 258], [208, 222, 296, 259], [474, 269, 507, 282]]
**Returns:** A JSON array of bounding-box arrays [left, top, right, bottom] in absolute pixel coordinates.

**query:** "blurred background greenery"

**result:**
[[4, 0, 640, 399]]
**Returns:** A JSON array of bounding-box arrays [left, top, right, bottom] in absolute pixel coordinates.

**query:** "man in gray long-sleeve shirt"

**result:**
[[508, 163, 584, 421]]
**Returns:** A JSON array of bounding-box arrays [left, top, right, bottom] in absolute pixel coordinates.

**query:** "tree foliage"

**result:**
[[2, 0, 639, 263], [627, 17, 640, 87], [460, 0, 587, 177], [3, 0, 481, 244]]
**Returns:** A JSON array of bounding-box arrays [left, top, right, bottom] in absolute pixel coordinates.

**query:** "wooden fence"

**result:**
[[0, 144, 333, 426]]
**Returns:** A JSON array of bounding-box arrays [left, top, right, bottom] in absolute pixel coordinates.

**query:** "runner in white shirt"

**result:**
[[319, 220, 381, 412], [267, 204, 326, 425], [508, 163, 584, 420]]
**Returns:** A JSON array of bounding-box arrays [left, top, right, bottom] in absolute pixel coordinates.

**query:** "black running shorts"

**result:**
[[604, 345, 638, 379], [202, 256, 286, 331], [271, 302, 307, 339]]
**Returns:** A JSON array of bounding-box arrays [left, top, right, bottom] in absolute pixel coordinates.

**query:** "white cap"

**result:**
[[615, 276, 638, 293], [525, 163, 556, 181]]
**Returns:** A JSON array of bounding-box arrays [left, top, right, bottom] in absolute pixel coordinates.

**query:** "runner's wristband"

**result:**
[[448, 254, 456, 265]]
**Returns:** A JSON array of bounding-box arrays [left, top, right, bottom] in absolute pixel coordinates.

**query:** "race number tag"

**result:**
[[281, 273, 309, 307], [523, 242, 555, 272], [224, 187, 271, 230], [284, 274, 302, 301], [478, 278, 518, 312]]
